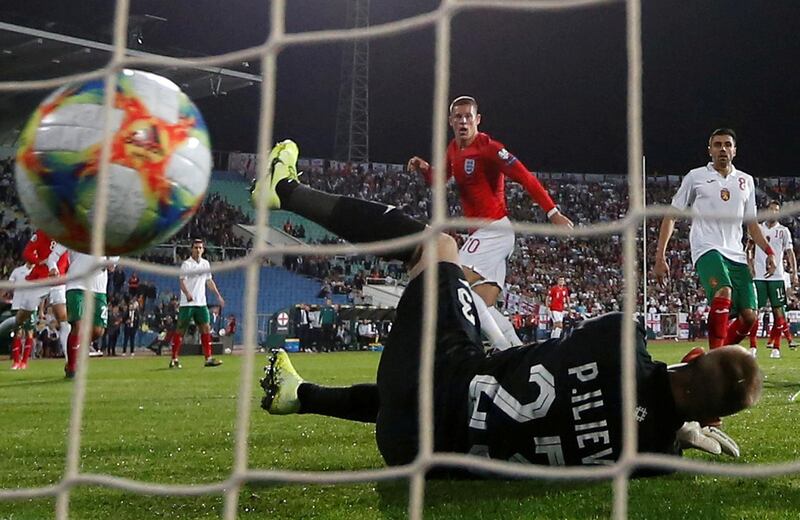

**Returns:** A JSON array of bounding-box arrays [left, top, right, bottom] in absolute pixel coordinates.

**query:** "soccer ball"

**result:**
[[224, 347, 232, 355], [218, 328, 226, 336], [15, 69, 211, 254]]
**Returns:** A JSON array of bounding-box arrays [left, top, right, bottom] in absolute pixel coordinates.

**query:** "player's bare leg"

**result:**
[[52, 302, 71, 358], [463, 267, 522, 347]]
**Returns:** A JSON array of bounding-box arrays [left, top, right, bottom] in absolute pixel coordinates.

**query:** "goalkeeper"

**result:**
[[254, 139, 761, 470]]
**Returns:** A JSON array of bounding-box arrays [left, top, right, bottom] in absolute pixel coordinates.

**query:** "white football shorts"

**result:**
[[48, 284, 67, 306], [458, 217, 515, 289], [14, 285, 48, 312], [550, 310, 565, 324]]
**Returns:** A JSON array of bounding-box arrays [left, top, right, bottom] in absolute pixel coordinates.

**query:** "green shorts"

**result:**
[[11, 310, 38, 331], [66, 290, 108, 328], [695, 250, 756, 313], [177, 306, 210, 331], [755, 279, 787, 309]]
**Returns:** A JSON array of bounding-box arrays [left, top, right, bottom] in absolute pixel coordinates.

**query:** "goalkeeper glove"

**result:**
[[676, 421, 740, 458]]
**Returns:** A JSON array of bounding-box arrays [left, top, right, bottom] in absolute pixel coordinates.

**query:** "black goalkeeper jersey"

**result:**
[[461, 313, 683, 466]]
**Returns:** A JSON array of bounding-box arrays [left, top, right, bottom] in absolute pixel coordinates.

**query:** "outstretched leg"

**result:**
[[261, 349, 379, 423]]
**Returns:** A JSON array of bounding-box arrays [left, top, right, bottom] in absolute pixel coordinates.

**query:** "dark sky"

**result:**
[[2, 0, 799, 176]]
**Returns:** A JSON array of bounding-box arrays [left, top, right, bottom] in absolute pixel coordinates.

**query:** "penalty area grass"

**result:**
[[1, 341, 799, 519]]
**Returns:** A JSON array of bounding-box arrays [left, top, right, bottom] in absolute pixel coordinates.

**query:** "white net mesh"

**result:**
[[2, 0, 798, 519]]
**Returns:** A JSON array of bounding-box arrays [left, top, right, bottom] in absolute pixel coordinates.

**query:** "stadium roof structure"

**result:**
[[0, 21, 262, 143]]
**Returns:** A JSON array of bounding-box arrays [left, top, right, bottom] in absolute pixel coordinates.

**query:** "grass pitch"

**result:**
[[1, 340, 799, 519]]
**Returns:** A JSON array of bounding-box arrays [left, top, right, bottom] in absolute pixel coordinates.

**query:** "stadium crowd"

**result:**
[[2, 155, 800, 352]]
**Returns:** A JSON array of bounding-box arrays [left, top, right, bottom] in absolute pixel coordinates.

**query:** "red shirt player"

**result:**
[[20, 229, 71, 363], [408, 95, 573, 348], [546, 277, 570, 339]]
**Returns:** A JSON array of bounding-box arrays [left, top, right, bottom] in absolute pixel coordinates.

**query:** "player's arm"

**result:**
[[491, 142, 573, 227], [654, 217, 676, 285], [46, 242, 68, 275], [747, 222, 776, 277], [407, 156, 452, 186], [743, 179, 774, 276], [745, 238, 756, 276], [655, 173, 694, 285], [787, 245, 798, 286], [206, 277, 225, 308]]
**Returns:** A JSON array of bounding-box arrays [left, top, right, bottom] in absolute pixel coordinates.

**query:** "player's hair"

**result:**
[[192, 238, 204, 246], [709, 127, 737, 144], [675, 345, 762, 420], [449, 95, 478, 115], [767, 199, 781, 208]]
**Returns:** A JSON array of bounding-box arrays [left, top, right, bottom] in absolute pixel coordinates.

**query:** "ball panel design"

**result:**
[[14, 69, 211, 255]]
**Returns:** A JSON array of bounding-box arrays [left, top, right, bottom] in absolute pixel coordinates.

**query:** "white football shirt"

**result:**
[[753, 222, 792, 280], [179, 257, 212, 307], [9, 264, 33, 309], [47, 243, 119, 293], [671, 163, 756, 265]]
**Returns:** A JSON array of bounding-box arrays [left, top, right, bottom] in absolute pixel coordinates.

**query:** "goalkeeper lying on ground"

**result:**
[[254, 139, 761, 471]]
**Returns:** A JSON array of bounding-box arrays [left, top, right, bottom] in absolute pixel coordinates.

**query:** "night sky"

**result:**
[[2, 0, 798, 177]]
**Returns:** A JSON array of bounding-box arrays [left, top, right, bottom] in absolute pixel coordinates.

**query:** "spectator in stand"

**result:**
[[112, 267, 126, 298], [226, 314, 237, 336], [104, 304, 123, 356], [127, 272, 140, 298], [320, 300, 338, 351], [122, 299, 140, 355]]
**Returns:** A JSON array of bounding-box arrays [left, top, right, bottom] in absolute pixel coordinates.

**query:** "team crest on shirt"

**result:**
[[720, 188, 730, 201], [464, 158, 475, 175]]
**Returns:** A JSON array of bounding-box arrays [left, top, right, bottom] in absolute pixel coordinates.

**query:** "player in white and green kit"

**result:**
[[655, 128, 776, 352], [748, 200, 798, 358], [169, 239, 225, 368], [47, 245, 119, 378]]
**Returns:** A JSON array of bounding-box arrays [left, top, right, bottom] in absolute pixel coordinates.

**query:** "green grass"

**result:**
[[1, 340, 799, 519]]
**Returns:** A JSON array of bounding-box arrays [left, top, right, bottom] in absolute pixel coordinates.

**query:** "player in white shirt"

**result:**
[[5, 263, 37, 370], [169, 239, 225, 368], [47, 244, 119, 378], [655, 128, 776, 353], [747, 200, 798, 357]]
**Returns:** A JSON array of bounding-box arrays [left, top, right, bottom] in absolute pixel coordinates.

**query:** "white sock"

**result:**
[[488, 306, 523, 347], [550, 327, 562, 339], [59, 321, 72, 358], [470, 290, 511, 350]]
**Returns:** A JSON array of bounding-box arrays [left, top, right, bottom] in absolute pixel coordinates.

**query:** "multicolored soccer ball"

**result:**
[[15, 69, 211, 254]]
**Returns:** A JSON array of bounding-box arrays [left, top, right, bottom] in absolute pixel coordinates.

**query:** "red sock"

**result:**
[[770, 323, 782, 347], [21, 337, 33, 363], [708, 297, 731, 349], [780, 317, 793, 341], [11, 336, 21, 365], [773, 316, 787, 349], [725, 318, 751, 346], [171, 333, 183, 360], [66, 331, 79, 371], [201, 332, 212, 359], [748, 320, 758, 348]]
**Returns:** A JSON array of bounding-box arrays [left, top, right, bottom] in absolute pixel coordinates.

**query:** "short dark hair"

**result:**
[[449, 95, 478, 114], [192, 238, 204, 246], [767, 199, 781, 208], [709, 127, 737, 144]]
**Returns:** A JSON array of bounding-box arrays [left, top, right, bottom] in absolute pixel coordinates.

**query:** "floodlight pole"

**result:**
[[642, 155, 647, 315]]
